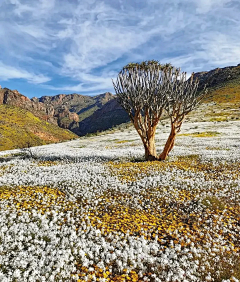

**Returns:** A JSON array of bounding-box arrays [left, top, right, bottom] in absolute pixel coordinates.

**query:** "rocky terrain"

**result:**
[[0, 88, 56, 123], [195, 63, 240, 90]]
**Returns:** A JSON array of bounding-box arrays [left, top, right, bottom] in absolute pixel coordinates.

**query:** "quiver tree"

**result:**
[[113, 61, 169, 160], [112, 61, 207, 161], [159, 69, 206, 160]]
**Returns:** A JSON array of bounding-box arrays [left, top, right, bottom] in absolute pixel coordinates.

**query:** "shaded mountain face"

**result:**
[[32, 92, 116, 130], [72, 99, 130, 136], [34, 92, 129, 135]]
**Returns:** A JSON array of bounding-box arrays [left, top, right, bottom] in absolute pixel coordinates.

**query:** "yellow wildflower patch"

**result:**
[[179, 131, 221, 137], [73, 264, 144, 281], [0, 186, 65, 213], [35, 160, 60, 166], [107, 158, 240, 182]]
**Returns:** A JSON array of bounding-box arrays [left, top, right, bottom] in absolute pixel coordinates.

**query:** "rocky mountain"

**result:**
[[0, 87, 129, 136], [187, 64, 240, 122], [0, 88, 128, 135], [0, 88, 56, 123], [34, 92, 116, 128]]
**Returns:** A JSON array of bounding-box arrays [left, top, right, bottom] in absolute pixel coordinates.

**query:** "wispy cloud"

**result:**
[[0, 0, 240, 96], [195, 0, 231, 13], [47, 73, 114, 93], [0, 62, 51, 84]]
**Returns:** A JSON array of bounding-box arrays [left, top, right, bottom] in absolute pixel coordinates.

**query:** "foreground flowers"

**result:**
[[0, 121, 240, 281]]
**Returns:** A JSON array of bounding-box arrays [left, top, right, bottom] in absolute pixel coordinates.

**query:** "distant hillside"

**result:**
[[35, 92, 115, 129], [195, 64, 240, 90], [188, 65, 240, 122], [0, 87, 66, 127], [0, 105, 77, 151], [0, 87, 128, 136], [0, 88, 85, 127]]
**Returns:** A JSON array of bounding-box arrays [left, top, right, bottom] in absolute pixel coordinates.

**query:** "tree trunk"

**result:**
[[132, 116, 158, 161], [159, 124, 176, 160], [138, 127, 157, 161], [144, 136, 157, 161]]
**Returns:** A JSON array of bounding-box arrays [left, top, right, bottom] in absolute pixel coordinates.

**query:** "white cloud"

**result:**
[[189, 33, 240, 70], [12, 0, 55, 17], [194, 0, 231, 13], [60, 3, 157, 74], [163, 32, 240, 75], [47, 72, 115, 93], [48, 83, 112, 93], [0, 62, 51, 84]]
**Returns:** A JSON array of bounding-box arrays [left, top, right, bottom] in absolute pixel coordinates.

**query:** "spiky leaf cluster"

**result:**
[[113, 61, 174, 130], [113, 62, 205, 131]]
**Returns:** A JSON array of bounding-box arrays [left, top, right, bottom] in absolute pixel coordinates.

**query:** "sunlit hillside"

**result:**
[[0, 105, 77, 151], [187, 78, 240, 122]]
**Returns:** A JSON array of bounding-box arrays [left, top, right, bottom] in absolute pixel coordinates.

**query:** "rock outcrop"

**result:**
[[0, 88, 57, 124], [35, 92, 116, 130]]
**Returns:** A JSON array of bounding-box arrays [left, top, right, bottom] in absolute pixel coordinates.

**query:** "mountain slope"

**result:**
[[0, 88, 58, 125], [195, 64, 240, 90], [0, 105, 77, 151], [73, 99, 130, 136], [0, 87, 126, 136], [187, 66, 240, 122]]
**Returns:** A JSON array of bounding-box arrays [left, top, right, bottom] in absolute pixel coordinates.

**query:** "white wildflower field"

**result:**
[[0, 120, 240, 282]]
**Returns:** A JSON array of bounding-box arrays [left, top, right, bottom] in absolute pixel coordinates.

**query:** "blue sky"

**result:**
[[0, 0, 240, 98]]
